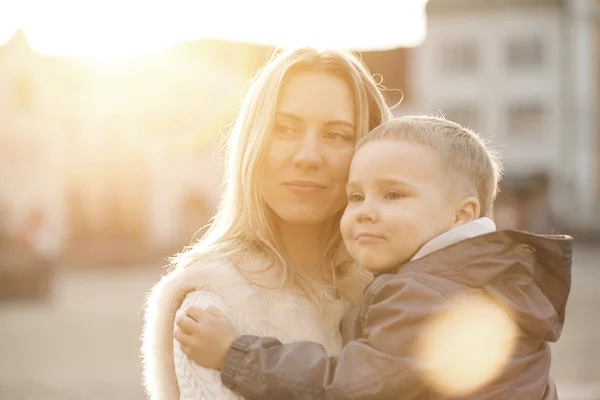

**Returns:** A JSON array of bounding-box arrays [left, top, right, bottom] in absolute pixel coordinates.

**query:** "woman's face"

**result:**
[[259, 71, 356, 226]]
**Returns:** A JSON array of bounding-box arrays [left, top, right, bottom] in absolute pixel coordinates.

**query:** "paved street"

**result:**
[[0, 266, 158, 399], [0, 243, 599, 400]]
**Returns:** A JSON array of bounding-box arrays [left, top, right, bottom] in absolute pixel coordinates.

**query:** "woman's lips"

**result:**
[[283, 180, 327, 194]]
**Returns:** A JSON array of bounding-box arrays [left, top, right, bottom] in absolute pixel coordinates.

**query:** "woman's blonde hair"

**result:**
[[172, 47, 393, 304]]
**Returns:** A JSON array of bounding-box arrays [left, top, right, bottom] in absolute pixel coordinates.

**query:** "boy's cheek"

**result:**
[[340, 221, 358, 259], [354, 249, 383, 273], [339, 210, 355, 241]]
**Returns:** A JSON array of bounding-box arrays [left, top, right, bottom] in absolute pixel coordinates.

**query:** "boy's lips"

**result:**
[[355, 233, 385, 243]]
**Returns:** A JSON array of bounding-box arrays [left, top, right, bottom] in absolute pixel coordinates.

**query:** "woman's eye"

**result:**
[[323, 131, 350, 141], [385, 192, 404, 200], [348, 194, 364, 203], [274, 124, 297, 137]]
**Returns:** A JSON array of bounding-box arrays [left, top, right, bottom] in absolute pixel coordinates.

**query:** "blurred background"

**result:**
[[0, 0, 599, 399]]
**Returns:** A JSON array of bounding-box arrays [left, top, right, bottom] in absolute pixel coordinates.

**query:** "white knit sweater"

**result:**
[[141, 255, 349, 400]]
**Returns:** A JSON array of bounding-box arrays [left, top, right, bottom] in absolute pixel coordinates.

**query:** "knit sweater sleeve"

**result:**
[[174, 290, 244, 400]]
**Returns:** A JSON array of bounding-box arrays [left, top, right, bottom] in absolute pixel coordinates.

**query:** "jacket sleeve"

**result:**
[[175, 290, 244, 400], [220, 276, 454, 400]]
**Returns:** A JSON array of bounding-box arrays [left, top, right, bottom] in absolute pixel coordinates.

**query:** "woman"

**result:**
[[141, 47, 393, 400]]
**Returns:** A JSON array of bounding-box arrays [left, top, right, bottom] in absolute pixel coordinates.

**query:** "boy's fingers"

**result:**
[[176, 312, 200, 335], [185, 305, 205, 322], [205, 306, 224, 319], [174, 326, 195, 347], [180, 345, 194, 358]]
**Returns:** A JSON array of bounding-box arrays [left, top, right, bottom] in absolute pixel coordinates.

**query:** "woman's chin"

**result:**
[[274, 208, 342, 227]]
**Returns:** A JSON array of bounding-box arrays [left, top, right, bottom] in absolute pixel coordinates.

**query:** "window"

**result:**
[[506, 37, 544, 70], [443, 105, 480, 132], [506, 102, 546, 137], [440, 41, 479, 74]]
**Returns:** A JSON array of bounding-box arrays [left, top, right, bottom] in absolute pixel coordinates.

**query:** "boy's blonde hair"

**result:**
[[356, 116, 503, 217], [172, 47, 393, 305]]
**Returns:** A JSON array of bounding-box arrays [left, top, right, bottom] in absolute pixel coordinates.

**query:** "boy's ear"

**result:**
[[452, 196, 480, 228]]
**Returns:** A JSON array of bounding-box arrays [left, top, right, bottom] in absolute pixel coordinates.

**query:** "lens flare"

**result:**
[[415, 292, 518, 396]]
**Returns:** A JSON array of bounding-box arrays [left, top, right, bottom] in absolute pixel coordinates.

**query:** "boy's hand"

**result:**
[[174, 305, 237, 370]]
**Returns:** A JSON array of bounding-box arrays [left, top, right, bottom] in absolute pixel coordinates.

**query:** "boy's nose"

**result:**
[[355, 201, 378, 223]]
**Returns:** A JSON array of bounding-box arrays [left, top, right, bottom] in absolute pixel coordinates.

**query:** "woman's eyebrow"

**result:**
[[275, 112, 303, 122], [324, 120, 355, 130], [276, 112, 354, 130]]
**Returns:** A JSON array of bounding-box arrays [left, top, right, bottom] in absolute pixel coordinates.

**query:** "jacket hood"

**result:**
[[402, 221, 572, 343]]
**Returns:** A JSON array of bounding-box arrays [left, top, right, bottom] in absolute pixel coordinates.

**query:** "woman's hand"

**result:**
[[174, 305, 237, 370]]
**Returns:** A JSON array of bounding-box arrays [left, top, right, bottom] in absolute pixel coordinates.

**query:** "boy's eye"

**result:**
[[385, 191, 404, 200], [347, 193, 364, 203]]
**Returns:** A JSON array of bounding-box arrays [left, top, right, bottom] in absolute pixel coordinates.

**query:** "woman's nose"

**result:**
[[292, 133, 323, 170]]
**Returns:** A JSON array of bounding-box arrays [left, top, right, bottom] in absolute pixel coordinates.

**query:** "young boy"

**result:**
[[175, 116, 572, 399]]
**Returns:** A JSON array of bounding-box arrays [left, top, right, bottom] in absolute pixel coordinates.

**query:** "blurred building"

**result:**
[[0, 30, 70, 254], [0, 31, 263, 262], [399, 0, 600, 234]]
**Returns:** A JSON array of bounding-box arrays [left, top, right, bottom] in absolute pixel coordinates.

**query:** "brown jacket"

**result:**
[[221, 230, 572, 400]]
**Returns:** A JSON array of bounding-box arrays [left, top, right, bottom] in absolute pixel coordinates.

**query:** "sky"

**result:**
[[0, 0, 428, 61]]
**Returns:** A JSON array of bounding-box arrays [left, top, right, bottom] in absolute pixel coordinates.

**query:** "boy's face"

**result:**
[[341, 139, 459, 273]]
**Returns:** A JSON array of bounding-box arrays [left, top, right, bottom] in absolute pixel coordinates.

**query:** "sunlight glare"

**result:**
[[415, 292, 518, 396], [1, 0, 427, 62], [17, 0, 188, 62]]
